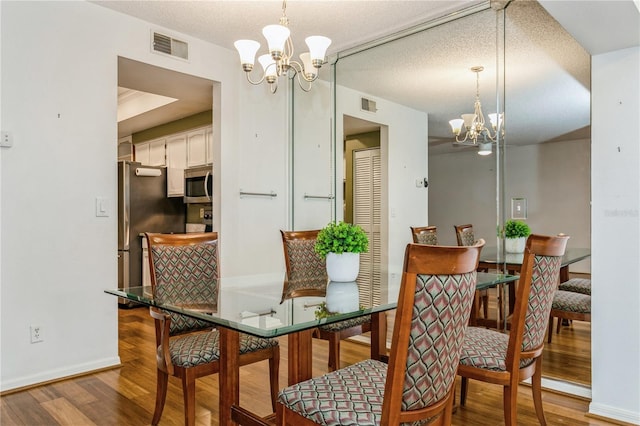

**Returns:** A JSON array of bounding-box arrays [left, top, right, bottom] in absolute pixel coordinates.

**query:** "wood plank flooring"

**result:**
[[0, 306, 614, 426]]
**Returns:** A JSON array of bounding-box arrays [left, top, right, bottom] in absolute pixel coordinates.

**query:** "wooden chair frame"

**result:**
[[458, 234, 570, 426], [277, 241, 484, 426], [410, 225, 438, 244], [454, 224, 491, 320], [280, 229, 371, 372], [146, 232, 280, 426]]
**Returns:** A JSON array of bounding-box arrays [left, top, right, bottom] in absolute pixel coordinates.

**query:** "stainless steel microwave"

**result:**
[[184, 165, 213, 204]]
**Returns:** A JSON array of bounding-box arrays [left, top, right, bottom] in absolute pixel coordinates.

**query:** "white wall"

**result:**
[[0, 1, 287, 391], [590, 46, 640, 424], [336, 85, 428, 300]]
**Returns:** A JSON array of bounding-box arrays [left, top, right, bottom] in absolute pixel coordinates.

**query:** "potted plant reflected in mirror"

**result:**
[[503, 219, 531, 253], [315, 221, 369, 282]]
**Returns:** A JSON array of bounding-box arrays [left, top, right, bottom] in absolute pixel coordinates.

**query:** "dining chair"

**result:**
[[145, 232, 280, 426], [457, 233, 569, 426], [280, 229, 371, 372], [547, 289, 591, 343], [276, 240, 484, 426], [558, 277, 591, 295], [410, 225, 438, 245], [454, 223, 491, 320]]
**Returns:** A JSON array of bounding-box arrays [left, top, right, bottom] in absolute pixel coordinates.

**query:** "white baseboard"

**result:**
[[0, 356, 121, 393], [589, 402, 640, 425], [522, 376, 593, 399]]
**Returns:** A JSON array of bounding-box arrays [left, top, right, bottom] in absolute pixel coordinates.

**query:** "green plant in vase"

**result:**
[[315, 221, 368, 282], [503, 219, 531, 253]]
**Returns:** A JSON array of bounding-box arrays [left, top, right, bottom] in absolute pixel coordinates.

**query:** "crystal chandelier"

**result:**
[[234, 0, 331, 94], [449, 66, 504, 155]]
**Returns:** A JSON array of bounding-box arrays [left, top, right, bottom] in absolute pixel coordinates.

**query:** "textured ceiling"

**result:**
[[96, 0, 596, 152]]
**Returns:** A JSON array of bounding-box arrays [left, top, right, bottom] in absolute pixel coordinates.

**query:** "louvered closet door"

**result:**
[[353, 148, 381, 308]]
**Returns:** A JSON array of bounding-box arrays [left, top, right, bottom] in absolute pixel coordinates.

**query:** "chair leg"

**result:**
[[181, 369, 197, 426], [503, 383, 518, 426], [482, 291, 489, 319], [269, 348, 280, 412], [460, 377, 468, 406], [547, 316, 554, 344], [152, 369, 169, 425], [532, 358, 547, 426], [327, 333, 340, 372], [441, 386, 455, 425]]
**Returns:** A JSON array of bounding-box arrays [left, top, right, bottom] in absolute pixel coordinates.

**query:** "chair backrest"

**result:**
[[146, 232, 219, 335], [506, 234, 569, 369], [381, 239, 484, 424], [454, 224, 476, 246], [280, 230, 327, 300], [410, 225, 438, 245]]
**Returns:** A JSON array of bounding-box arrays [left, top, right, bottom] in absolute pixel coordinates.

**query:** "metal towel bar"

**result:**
[[304, 193, 334, 200], [239, 190, 277, 198]]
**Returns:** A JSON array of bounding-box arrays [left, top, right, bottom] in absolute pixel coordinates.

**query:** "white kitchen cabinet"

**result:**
[[187, 128, 207, 168], [205, 126, 214, 165], [149, 138, 166, 166], [166, 134, 187, 197], [135, 138, 166, 166], [135, 141, 150, 165]]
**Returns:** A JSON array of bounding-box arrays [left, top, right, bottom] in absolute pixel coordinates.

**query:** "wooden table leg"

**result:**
[[370, 312, 387, 361], [288, 329, 314, 386], [219, 327, 240, 426]]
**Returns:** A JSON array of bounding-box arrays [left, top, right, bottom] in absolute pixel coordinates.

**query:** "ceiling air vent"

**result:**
[[361, 97, 378, 113], [152, 32, 188, 60]]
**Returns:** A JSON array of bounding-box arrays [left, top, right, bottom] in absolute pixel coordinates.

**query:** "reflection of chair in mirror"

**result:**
[[280, 230, 371, 372], [276, 240, 484, 426], [145, 232, 280, 426], [454, 223, 490, 319], [410, 225, 438, 245], [454, 223, 477, 247], [547, 287, 591, 344], [457, 234, 569, 426]]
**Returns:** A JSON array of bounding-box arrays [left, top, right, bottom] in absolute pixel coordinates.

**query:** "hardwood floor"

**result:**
[[0, 306, 614, 425]]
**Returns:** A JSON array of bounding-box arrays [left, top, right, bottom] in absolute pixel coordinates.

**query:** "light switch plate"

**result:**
[[96, 196, 110, 217], [511, 198, 527, 219]]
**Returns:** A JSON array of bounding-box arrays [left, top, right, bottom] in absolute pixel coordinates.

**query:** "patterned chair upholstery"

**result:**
[[281, 230, 371, 372], [454, 223, 492, 321], [146, 232, 280, 426], [454, 224, 476, 247], [558, 277, 591, 295], [547, 289, 591, 343], [276, 241, 484, 426], [410, 225, 438, 245], [457, 234, 570, 426]]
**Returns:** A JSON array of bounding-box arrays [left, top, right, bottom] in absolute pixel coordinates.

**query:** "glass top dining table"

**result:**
[[105, 271, 518, 426], [105, 272, 519, 339]]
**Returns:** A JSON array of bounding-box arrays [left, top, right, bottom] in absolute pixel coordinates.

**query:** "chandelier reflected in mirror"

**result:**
[[234, 0, 331, 94], [449, 66, 504, 155]]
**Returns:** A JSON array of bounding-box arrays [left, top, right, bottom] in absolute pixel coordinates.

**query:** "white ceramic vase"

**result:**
[[325, 252, 360, 282], [325, 281, 360, 313], [505, 237, 526, 253]]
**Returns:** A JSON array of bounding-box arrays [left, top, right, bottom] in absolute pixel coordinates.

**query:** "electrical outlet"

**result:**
[[30, 325, 43, 343]]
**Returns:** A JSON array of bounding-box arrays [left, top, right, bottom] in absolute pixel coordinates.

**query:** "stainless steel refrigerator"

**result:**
[[117, 161, 185, 306]]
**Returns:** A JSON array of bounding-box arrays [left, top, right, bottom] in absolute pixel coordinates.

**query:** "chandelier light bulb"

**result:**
[[449, 119, 464, 136], [262, 24, 290, 60], [234, 40, 261, 71], [258, 54, 278, 83], [305, 36, 332, 67], [299, 53, 316, 79]]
